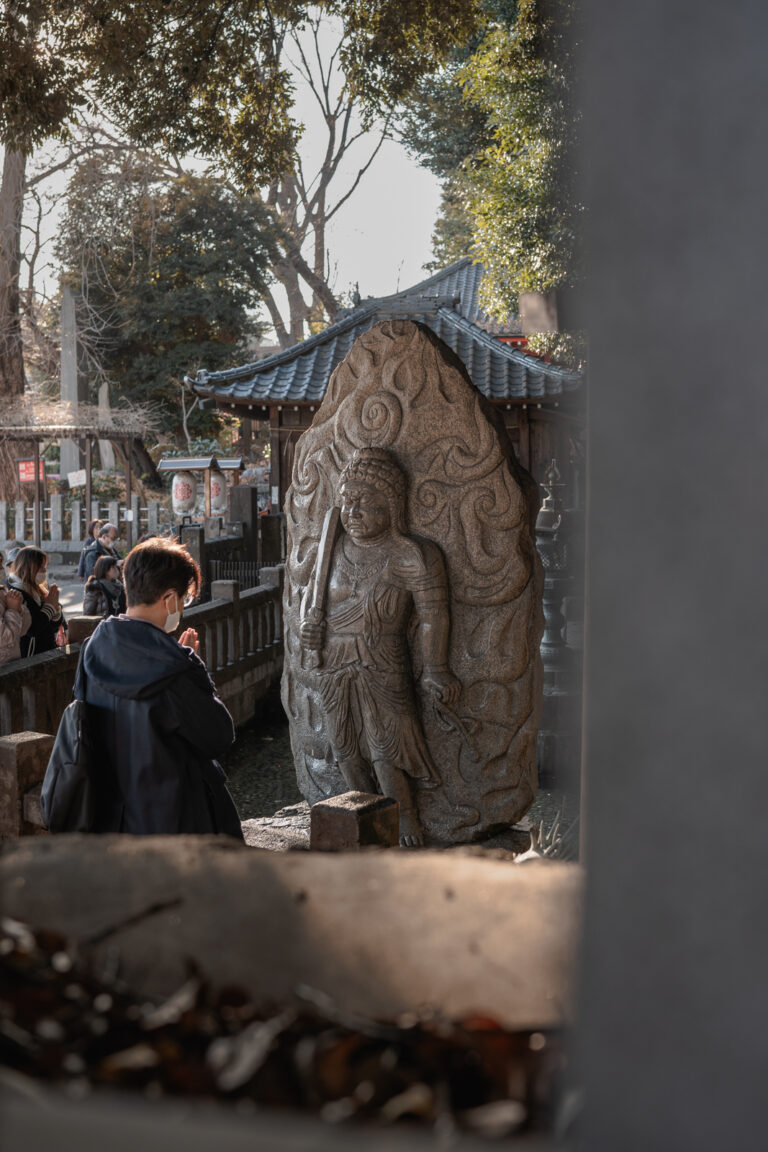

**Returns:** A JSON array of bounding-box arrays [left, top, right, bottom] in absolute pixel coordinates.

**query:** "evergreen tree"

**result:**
[[56, 158, 280, 439]]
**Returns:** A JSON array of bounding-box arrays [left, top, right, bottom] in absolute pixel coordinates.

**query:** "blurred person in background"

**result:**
[[83, 555, 126, 618], [0, 551, 31, 665], [77, 518, 104, 581], [8, 547, 65, 657], [83, 523, 121, 579]]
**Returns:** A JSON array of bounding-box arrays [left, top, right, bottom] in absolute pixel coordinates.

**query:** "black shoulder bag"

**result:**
[[41, 640, 95, 833]]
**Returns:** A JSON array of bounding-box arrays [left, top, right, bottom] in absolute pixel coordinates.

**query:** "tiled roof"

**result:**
[[188, 258, 584, 406]]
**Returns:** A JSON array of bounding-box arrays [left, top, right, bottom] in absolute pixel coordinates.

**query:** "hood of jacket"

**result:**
[[83, 615, 199, 701]]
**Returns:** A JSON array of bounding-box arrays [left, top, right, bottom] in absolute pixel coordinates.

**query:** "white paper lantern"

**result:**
[[171, 470, 196, 515], [210, 467, 227, 514]]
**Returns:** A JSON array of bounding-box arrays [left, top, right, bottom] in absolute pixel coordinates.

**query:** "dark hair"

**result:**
[[87, 518, 104, 538], [92, 555, 119, 581], [11, 546, 48, 588], [123, 537, 201, 608]]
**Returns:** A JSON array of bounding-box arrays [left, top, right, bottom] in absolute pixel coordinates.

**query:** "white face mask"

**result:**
[[163, 593, 181, 633]]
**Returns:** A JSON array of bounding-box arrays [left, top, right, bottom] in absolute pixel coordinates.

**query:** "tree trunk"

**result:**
[[0, 149, 27, 397]]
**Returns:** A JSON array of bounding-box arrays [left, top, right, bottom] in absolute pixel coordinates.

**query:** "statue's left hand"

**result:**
[[422, 668, 461, 707]]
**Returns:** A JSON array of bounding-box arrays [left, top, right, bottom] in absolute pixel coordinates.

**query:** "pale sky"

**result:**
[[16, 14, 444, 341]]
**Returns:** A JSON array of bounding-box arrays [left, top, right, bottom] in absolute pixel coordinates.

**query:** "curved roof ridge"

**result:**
[[191, 303, 380, 386], [436, 308, 583, 388], [380, 256, 474, 301]]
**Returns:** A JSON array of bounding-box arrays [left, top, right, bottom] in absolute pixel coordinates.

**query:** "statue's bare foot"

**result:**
[[399, 810, 424, 848]]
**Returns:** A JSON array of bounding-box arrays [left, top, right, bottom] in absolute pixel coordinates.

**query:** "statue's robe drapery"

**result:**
[[315, 535, 448, 785]]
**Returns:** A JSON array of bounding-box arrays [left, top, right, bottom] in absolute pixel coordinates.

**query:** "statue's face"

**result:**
[[340, 480, 392, 540]]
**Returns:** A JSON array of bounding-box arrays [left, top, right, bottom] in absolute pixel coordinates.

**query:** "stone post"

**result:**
[[210, 580, 240, 664], [49, 494, 64, 544], [147, 500, 160, 534], [0, 500, 7, 546], [107, 500, 119, 532], [180, 525, 206, 594], [130, 493, 140, 540], [70, 499, 82, 544], [14, 501, 25, 542], [229, 485, 261, 563], [91, 500, 100, 522], [0, 732, 53, 838]]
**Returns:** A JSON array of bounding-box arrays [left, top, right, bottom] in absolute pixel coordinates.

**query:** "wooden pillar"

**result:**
[[204, 468, 212, 518], [269, 406, 280, 513], [124, 441, 133, 549], [33, 441, 41, 547], [84, 437, 92, 518]]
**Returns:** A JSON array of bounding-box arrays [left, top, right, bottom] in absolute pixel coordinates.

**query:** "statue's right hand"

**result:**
[[300, 618, 325, 648]]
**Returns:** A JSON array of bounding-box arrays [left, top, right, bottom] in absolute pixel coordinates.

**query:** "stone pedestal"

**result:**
[[309, 791, 399, 851], [0, 732, 53, 837]]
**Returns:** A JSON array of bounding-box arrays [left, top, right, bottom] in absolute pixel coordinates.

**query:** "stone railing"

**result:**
[[0, 569, 284, 742], [0, 647, 82, 739], [181, 572, 284, 726], [1, 496, 166, 551]]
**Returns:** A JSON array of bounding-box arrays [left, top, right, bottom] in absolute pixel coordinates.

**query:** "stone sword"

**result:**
[[303, 505, 341, 670]]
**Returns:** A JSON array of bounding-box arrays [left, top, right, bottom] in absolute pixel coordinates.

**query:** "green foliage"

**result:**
[[56, 158, 279, 439], [458, 0, 580, 317], [1, 1, 485, 181], [525, 329, 586, 370], [332, 0, 481, 116], [0, 1, 301, 181]]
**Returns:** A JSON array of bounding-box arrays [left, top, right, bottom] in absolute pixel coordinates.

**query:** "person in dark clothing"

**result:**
[[82, 536, 243, 838], [77, 518, 104, 581], [83, 556, 126, 618], [8, 546, 66, 657], [83, 523, 121, 579]]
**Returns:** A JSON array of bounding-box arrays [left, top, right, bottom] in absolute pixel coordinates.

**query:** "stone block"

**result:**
[[0, 836, 582, 1028], [67, 617, 102, 644], [310, 790, 400, 851], [22, 782, 44, 828], [0, 732, 54, 837]]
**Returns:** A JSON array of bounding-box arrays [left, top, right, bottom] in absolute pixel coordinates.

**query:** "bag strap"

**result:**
[[73, 636, 90, 703]]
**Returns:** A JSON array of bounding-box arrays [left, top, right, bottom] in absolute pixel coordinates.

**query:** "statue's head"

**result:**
[[338, 448, 407, 538]]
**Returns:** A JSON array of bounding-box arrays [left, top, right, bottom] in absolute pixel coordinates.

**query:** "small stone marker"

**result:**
[[0, 732, 54, 837], [310, 791, 399, 851]]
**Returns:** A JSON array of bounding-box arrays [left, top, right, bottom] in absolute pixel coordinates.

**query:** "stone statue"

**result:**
[[299, 449, 460, 846], [282, 320, 543, 845]]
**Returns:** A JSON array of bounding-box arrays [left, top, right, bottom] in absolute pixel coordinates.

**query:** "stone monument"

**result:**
[[282, 320, 543, 845]]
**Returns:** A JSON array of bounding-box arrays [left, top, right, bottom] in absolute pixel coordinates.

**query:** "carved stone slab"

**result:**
[[282, 320, 543, 844]]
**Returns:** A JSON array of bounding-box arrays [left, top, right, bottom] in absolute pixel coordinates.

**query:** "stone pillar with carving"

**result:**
[[535, 459, 582, 791]]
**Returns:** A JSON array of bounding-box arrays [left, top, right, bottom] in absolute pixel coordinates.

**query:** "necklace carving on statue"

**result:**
[[338, 539, 383, 597]]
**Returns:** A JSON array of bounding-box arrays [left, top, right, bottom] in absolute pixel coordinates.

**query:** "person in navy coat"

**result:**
[[81, 535, 243, 839]]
